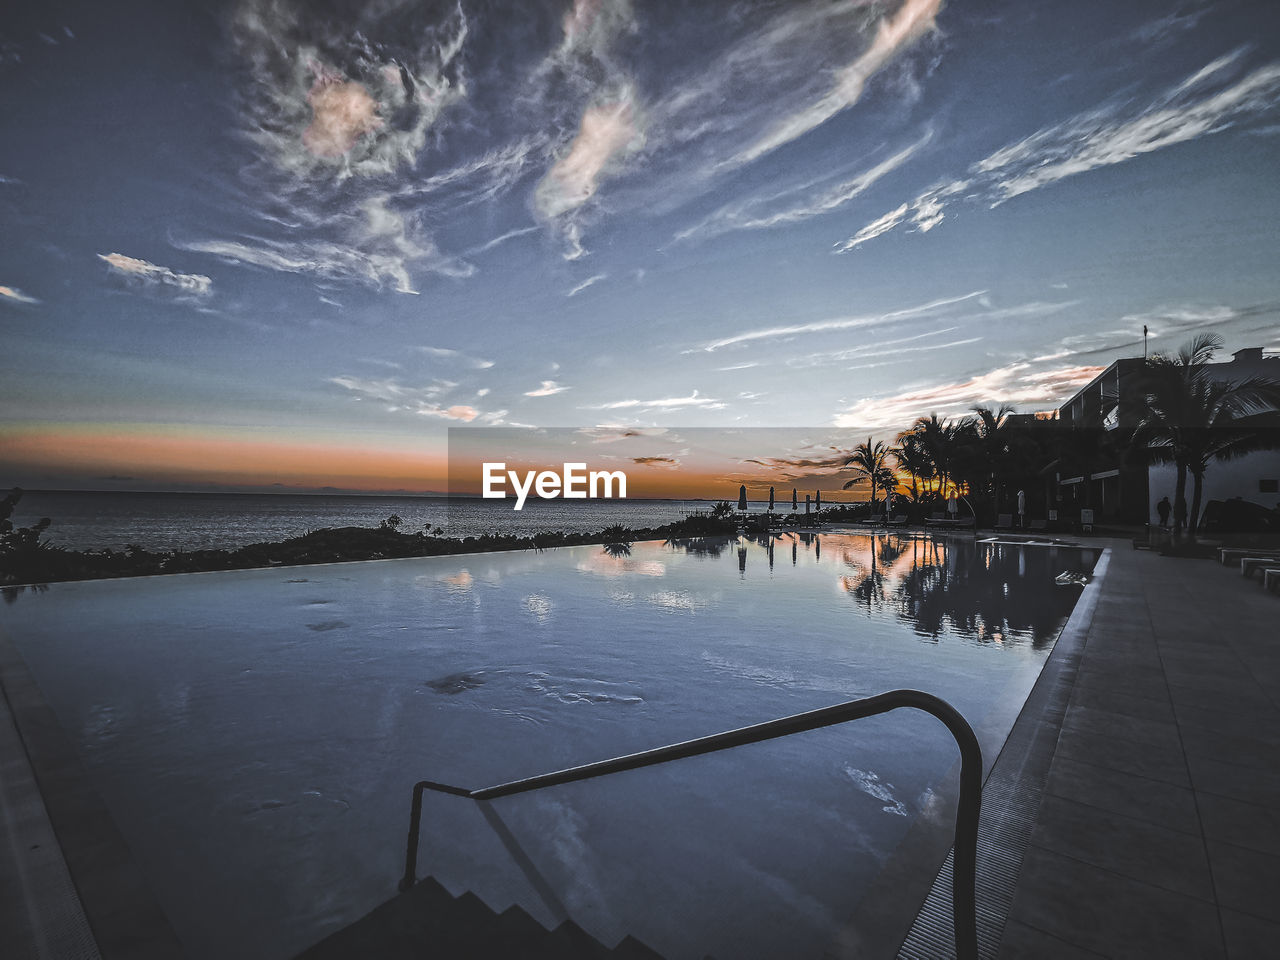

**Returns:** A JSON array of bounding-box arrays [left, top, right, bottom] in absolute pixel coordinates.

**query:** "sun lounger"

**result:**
[[925, 517, 975, 528], [885, 514, 908, 526], [1241, 557, 1280, 579], [1219, 547, 1280, 566], [995, 513, 1013, 530], [1264, 568, 1280, 594]]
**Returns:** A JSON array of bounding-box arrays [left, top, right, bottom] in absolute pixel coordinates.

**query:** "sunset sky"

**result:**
[[2, 0, 1279, 495]]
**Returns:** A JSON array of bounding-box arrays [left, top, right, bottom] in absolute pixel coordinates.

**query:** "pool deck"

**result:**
[[995, 542, 1280, 959], [1, 538, 1277, 958]]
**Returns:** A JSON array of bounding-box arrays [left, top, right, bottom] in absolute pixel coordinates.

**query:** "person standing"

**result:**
[[1156, 496, 1171, 529]]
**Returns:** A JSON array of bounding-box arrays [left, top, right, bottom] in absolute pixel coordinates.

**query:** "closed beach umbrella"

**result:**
[[792, 488, 798, 510], [815, 490, 821, 511], [738, 484, 748, 511], [769, 486, 775, 511]]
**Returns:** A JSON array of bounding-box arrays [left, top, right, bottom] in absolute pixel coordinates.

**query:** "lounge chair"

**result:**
[[1241, 557, 1280, 579], [925, 516, 975, 528], [1220, 547, 1280, 566], [995, 513, 1013, 530], [885, 514, 908, 526]]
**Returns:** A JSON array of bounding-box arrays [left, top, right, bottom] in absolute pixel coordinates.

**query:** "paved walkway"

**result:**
[[997, 543, 1280, 959]]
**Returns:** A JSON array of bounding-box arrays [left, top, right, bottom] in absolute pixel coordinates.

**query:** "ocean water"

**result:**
[[0, 533, 1100, 959], [9, 490, 828, 552]]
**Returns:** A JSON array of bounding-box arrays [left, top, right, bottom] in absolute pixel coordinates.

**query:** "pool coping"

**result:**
[[895, 547, 1110, 958], [817, 542, 1109, 958]]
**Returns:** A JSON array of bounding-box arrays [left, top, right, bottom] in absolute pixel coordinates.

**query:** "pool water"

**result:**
[[0, 532, 1098, 959]]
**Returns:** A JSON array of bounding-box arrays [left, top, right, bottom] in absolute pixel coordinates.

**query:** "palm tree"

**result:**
[[969, 404, 1018, 521], [1134, 333, 1280, 539], [905, 413, 969, 499], [892, 430, 935, 504], [842, 438, 895, 510]]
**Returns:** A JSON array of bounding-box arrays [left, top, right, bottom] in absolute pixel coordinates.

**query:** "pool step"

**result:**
[[293, 876, 664, 959]]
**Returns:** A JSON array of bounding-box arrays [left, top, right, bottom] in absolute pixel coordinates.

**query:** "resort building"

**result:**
[[1046, 357, 1150, 526], [1048, 346, 1280, 529], [1144, 346, 1280, 530]]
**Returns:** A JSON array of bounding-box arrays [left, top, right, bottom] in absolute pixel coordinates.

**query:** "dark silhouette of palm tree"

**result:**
[[842, 438, 896, 511], [1134, 333, 1280, 539], [969, 404, 1018, 522], [892, 430, 934, 504], [904, 413, 967, 500]]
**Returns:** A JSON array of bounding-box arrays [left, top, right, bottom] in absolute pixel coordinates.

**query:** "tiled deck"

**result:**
[[997, 543, 1280, 959]]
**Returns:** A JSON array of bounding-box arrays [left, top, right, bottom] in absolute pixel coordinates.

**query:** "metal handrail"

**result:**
[[399, 689, 982, 960]]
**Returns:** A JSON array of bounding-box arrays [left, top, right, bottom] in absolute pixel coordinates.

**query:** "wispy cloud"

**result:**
[[785, 328, 982, 368], [232, 0, 468, 181], [329, 374, 481, 422], [1034, 302, 1279, 362], [217, 2, 475, 295], [838, 50, 1280, 251], [676, 135, 928, 244], [699, 290, 984, 352], [631, 456, 680, 468], [832, 361, 1104, 430], [743, 450, 852, 473], [98, 253, 212, 297], [0, 284, 39, 304], [525, 380, 570, 397], [527, 0, 645, 258], [577, 426, 670, 444], [418, 346, 494, 369], [535, 87, 645, 258], [467, 225, 540, 255], [1132, 5, 1210, 46], [833, 203, 910, 252], [183, 196, 473, 294], [731, 0, 942, 167], [567, 273, 606, 297], [587, 391, 726, 412]]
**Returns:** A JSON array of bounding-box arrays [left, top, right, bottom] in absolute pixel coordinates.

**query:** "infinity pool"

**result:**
[[1, 532, 1098, 959]]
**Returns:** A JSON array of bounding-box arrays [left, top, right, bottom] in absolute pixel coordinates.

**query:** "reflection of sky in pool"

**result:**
[[1, 533, 1098, 960]]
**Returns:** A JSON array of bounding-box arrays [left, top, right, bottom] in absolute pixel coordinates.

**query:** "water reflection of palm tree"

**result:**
[[664, 537, 731, 558]]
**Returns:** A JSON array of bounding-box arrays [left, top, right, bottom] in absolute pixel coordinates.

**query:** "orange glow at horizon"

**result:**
[[3, 425, 450, 492], [5, 425, 892, 500]]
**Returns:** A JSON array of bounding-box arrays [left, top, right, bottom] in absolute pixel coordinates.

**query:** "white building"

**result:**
[[1146, 347, 1280, 528]]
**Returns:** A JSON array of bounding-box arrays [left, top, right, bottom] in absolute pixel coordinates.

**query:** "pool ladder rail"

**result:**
[[400, 689, 983, 960]]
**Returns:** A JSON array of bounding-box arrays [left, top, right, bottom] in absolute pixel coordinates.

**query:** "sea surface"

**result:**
[[9, 490, 833, 552]]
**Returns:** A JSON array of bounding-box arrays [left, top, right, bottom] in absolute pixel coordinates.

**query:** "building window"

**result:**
[[1261, 479, 1279, 494]]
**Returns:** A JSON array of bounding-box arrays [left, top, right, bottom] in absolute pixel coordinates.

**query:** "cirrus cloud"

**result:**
[[97, 253, 212, 297]]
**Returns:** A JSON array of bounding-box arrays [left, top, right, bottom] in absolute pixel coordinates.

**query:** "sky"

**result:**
[[2, 0, 1280, 496]]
